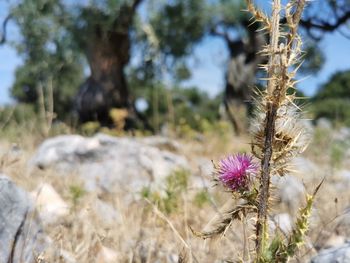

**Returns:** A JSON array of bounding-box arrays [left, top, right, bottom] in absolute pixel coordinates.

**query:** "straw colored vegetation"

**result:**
[[0, 123, 349, 262]]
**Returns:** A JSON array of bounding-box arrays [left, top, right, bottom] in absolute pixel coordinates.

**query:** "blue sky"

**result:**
[[1, 1, 350, 105], [182, 29, 350, 98], [182, 0, 350, 97]]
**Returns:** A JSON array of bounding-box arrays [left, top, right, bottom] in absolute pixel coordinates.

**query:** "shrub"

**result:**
[[312, 70, 350, 126]]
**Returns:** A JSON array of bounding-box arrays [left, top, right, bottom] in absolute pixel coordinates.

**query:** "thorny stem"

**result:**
[[266, 0, 281, 96], [255, 0, 307, 259], [255, 0, 281, 258], [255, 102, 277, 257], [194, 0, 308, 260]]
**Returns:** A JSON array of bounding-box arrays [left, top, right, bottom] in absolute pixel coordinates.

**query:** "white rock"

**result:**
[[31, 183, 69, 225], [336, 170, 350, 181], [324, 234, 347, 249], [269, 213, 293, 235], [316, 118, 332, 130], [301, 119, 315, 135], [96, 246, 118, 263], [196, 158, 214, 177], [272, 174, 306, 214], [291, 157, 319, 179], [138, 136, 181, 152], [311, 242, 350, 263], [334, 127, 350, 141], [31, 134, 189, 193], [167, 253, 179, 262], [333, 170, 350, 191], [189, 158, 213, 189], [31, 135, 100, 169]]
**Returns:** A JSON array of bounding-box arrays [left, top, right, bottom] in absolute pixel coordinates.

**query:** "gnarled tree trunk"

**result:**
[[76, 28, 131, 125], [221, 21, 266, 134], [75, 0, 143, 127]]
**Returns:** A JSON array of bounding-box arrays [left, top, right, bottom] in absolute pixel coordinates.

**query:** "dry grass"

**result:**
[[0, 126, 349, 262]]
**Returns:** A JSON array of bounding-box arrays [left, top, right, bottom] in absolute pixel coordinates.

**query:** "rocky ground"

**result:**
[[1, 119, 350, 262]]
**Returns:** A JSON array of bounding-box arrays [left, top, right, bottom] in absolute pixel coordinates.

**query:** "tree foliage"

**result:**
[[149, 0, 207, 58], [300, 0, 350, 40], [1, 0, 350, 129], [129, 68, 221, 132], [9, 0, 84, 119], [312, 70, 350, 125]]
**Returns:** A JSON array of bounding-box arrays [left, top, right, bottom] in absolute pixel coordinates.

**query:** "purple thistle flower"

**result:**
[[217, 154, 258, 191]]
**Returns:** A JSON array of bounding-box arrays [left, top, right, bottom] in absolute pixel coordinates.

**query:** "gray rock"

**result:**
[[272, 174, 306, 214], [324, 234, 347, 249], [138, 136, 181, 152], [334, 127, 350, 141], [291, 157, 319, 177], [196, 158, 214, 177], [0, 175, 47, 263], [30, 134, 101, 170], [31, 134, 189, 193], [336, 170, 350, 181], [270, 213, 293, 235], [311, 242, 350, 263], [333, 170, 350, 191], [316, 118, 332, 130], [190, 158, 214, 189], [301, 119, 315, 135], [292, 157, 326, 187]]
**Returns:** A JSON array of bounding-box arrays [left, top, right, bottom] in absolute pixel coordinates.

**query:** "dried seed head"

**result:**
[[251, 98, 310, 176]]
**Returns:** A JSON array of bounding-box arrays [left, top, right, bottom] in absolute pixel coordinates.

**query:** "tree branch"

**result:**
[[0, 14, 13, 45], [300, 10, 350, 32], [113, 0, 145, 31], [209, 20, 234, 44], [131, 0, 144, 13], [209, 27, 232, 43]]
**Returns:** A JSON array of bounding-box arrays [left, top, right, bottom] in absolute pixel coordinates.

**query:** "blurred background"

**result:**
[[0, 0, 350, 262], [0, 0, 349, 135]]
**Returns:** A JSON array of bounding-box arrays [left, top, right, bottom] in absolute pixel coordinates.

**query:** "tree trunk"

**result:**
[[224, 22, 266, 134], [76, 27, 131, 125], [75, 0, 143, 128]]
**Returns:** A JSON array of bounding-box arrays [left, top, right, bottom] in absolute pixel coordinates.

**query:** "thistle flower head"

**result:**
[[217, 154, 258, 191]]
